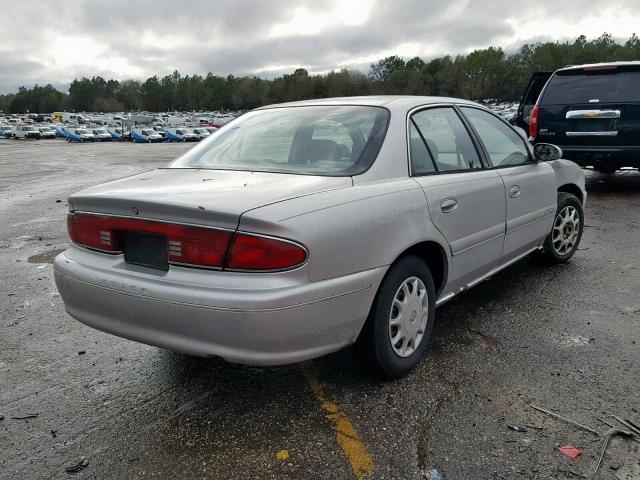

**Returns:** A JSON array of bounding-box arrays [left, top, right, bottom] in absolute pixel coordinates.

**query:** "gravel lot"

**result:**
[[1, 139, 639, 479]]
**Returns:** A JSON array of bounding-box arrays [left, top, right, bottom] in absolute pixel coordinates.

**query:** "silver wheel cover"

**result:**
[[552, 206, 580, 256], [388, 276, 429, 358]]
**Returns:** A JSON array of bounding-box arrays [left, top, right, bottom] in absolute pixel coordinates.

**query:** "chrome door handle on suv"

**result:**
[[509, 185, 521, 198]]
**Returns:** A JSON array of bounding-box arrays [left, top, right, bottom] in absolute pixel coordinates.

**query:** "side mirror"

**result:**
[[533, 143, 563, 162]]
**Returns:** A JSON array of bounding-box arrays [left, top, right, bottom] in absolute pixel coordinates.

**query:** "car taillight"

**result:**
[[226, 233, 307, 271], [529, 104, 539, 139], [67, 213, 232, 268], [67, 213, 116, 252], [67, 213, 307, 271]]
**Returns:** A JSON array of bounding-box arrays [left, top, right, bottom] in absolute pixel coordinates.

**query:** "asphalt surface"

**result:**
[[1, 138, 639, 480]]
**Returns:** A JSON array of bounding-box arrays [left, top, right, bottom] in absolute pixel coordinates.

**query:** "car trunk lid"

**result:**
[[68, 168, 352, 230]]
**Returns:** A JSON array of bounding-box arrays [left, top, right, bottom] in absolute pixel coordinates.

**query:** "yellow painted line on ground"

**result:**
[[304, 370, 374, 480]]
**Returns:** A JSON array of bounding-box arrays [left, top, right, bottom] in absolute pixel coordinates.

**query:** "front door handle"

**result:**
[[440, 198, 458, 213], [509, 185, 521, 198]]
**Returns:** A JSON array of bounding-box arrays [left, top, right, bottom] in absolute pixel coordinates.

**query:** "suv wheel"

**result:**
[[359, 256, 436, 378], [541, 192, 584, 264]]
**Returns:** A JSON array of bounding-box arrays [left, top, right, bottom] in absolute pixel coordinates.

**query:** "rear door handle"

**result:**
[[509, 185, 521, 198], [440, 198, 458, 213]]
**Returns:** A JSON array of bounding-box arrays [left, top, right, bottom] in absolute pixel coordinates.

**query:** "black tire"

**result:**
[[541, 192, 584, 264], [358, 255, 436, 378]]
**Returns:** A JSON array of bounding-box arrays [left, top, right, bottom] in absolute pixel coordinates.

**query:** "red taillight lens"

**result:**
[[226, 233, 307, 271], [67, 213, 232, 268], [67, 213, 118, 252], [529, 104, 539, 139]]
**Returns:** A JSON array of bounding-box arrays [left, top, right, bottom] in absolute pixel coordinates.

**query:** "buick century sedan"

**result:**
[[54, 96, 586, 377]]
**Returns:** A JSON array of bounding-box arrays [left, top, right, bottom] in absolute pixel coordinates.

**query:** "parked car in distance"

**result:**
[[37, 126, 57, 139], [152, 127, 167, 140], [165, 128, 198, 142], [132, 129, 164, 143], [12, 125, 41, 139], [107, 127, 123, 140], [52, 126, 67, 138], [92, 128, 112, 142], [175, 128, 199, 142], [54, 96, 586, 378], [67, 128, 97, 142], [528, 61, 640, 173], [192, 127, 211, 140]]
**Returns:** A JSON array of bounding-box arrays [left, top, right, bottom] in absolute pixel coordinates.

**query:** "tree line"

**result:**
[[1, 33, 639, 114]]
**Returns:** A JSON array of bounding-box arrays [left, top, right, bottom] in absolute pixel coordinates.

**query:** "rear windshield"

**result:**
[[541, 68, 640, 105], [169, 105, 390, 176]]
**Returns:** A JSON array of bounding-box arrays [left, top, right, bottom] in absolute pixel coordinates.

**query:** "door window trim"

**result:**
[[406, 104, 490, 177], [456, 105, 534, 169]]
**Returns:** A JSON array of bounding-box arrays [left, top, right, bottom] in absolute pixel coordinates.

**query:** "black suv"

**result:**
[[516, 62, 640, 173]]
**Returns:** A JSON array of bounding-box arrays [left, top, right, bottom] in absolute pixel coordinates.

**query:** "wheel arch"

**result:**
[[355, 239, 447, 370], [558, 183, 584, 205], [391, 240, 449, 298]]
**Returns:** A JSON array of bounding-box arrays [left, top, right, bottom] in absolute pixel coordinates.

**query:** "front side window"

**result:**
[[410, 107, 481, 172], [461, 107, 530, 167], [169, 105, 389, 176]]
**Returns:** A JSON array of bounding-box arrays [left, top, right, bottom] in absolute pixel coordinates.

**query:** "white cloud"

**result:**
[[504, 6, 640, 45], [270, 0, 374, 37], [0, 0, 638, 93]]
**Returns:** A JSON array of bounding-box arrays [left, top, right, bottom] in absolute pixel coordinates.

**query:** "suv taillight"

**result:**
[[529, 104, 539, 139], [67, 213, 307, 271]]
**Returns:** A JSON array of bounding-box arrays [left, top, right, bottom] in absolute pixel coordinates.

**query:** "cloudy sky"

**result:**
[[1, 0, 639, 93]]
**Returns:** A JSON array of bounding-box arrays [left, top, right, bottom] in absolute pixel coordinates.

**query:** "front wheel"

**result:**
[[358, 256, 436, 378], [541, 192, 584, 264]]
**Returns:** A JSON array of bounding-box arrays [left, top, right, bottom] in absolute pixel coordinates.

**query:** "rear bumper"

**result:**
[[53, 247, 385, 365], [558, 145, 640, 168]]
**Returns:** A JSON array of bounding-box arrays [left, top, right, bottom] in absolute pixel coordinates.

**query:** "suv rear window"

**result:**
[[541, 67, 640, 105]]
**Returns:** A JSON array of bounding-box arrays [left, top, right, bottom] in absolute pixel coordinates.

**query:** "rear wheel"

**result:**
[[541, 192, 584, 264], [359, 256, 436, 378]]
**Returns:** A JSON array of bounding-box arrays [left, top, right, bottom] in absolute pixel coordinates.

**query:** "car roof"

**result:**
[[256, 95, 480, 112], [558, 60, 640, 72]]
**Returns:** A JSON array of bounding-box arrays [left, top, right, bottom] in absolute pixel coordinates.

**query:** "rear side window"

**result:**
[[411, 107, 482, 172], [409, 122, 436, 174], [541, 68, 640, 105]]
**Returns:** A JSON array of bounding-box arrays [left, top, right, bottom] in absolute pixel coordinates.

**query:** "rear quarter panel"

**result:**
[[238, 178, 451, 283]]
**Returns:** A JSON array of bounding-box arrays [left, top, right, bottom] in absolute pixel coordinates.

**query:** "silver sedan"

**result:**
[[54, 96, 586, 377]]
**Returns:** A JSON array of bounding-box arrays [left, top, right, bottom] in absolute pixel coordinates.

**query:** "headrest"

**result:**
[[305, 139, 338, 162]]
